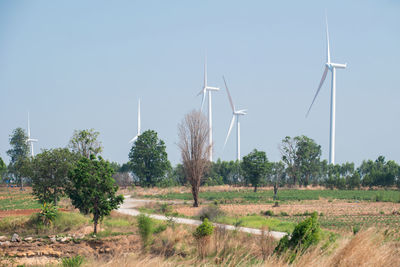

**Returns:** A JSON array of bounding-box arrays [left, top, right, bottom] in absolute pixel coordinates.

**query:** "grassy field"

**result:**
[[0, 187, 42, 210], [141, 188, 400, 203]]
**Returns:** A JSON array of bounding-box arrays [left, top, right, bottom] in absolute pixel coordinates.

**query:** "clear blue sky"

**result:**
[[1, 1, 399, 166]]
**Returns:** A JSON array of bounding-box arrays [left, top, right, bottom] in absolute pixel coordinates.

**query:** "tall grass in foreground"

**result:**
[[88, 227, 400, 267]]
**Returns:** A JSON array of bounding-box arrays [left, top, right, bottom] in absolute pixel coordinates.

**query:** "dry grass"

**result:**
[[86, 227, 400, 267]]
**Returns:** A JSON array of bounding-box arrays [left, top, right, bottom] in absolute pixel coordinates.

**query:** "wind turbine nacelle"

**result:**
[[235, 110, 247, 115], [329, 63, 347, 69], [206, 86, 220, 91]]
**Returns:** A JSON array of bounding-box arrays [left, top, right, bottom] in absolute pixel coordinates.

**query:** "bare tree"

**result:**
[[178, 110, 210, 207]]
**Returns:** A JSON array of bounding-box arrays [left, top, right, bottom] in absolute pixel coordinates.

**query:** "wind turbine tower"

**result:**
[[198, 57, 219, 162], [306, 16, 347, 164], [26, 112, 38, 157], [223, 77, 247, 161], [129, 99, 141, 143]]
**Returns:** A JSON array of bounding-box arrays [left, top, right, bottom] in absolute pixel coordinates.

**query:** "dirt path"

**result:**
[[118, 196, 287, 240]]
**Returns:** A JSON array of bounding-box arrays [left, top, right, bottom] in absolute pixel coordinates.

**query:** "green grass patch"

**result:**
[[142, 189, 400, 203], [215, 215, 295, 233]]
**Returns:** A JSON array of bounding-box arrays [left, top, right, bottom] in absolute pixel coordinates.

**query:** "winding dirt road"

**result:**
[[117, 195, 287, 240]]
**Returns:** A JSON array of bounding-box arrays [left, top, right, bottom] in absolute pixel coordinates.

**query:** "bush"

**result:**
[[198, 204, 224, 221], [264, 210, 274, 216], [159, 203, 173, 214], [61, 255, 84, 267], [38, 203, 58, 226], [193, 218, 214, 239], [137, 215, 154, 248], [280, 211, 289, 217], [274, 211, 321, 262]]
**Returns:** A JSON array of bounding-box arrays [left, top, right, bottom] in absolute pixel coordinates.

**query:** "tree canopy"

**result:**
[[129, 130, 171, 187], [29, 148, 78, 205], [7, 128, 29, 189], [67, 155, 124, 233], [68, 129, 103, 158], [241, 149, 271, 192]]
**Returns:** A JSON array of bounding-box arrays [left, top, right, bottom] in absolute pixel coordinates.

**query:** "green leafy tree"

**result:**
[[129, 130, 171, 187], [0, 157, 7, 183], [68, 129, 103, 158], [67, 155, 124, 233], [7, 128, 30, 189], [30, 148, 78, 205], [270, 161, 286, 199], [241, 149, 271, 192], [296, 136, 321, 186]]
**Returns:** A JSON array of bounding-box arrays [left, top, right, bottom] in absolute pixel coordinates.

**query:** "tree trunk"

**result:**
[[273, 184, 278, 200], [254, 184, 257, 192], [93, 213, 98, 234], [192, 185, 199, 207], [54, 189, 58, 206]]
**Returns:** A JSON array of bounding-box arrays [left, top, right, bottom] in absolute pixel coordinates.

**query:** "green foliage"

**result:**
[[129, 130, 171, 187], [6, 128, 29, 187], [30, 148, 77, 206], [67, 155, 124, 233], [198, 204, 224, 221], [193, 218, 214, 239], [61, 255, 84, 267], [274, 212, 321, 261], [359, 156, 400, 187], [38, 202, 58, 226], [264, 210, 274, 216], [68, 129, 103, 158], [241, 149, 271, 192], [0, 157, 7, 183], [137, 214, 154, 247], [154, 223, 167, 234]]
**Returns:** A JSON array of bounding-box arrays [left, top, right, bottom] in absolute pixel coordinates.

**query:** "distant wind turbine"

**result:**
[[129, 99, 141, 143], [26, 112, 38, 157], [197, 57, 219, 162], [222, 76, 247, 161], [306, 16, 347, 164]]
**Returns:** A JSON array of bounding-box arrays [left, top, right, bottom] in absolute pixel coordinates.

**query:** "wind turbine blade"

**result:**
[[223, 76, 235, 112], [200, 90, 206, 112], [306, 66, 329, 117], [223, 115, 236, 148], [138, 99, 141, 134], [129, 135, 138, 144], [326, 14, 331, 64]]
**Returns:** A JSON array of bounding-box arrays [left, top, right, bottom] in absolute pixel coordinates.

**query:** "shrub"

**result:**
[[38, 203, 58, 226], [198, 204, 224, 221], [280, 211, 289, 217], [159, 203, 173, 214], [264, 210, 274, 216], [154, 223, 167, 234], [137, 215, 154, 248], [274, 211, 321, 262], [353, 225, 361, 235], [62, 255, 84, 267], [193, 218, 214, 239]]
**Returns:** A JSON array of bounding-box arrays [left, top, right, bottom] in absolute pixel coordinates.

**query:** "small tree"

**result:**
[[7, 128, 30, 189], [129, 130, 171, 187], [137, 214, 154, 249], [241, 149, 270, 192], [67, 155, 124, 233], [0, 157, 7, 183], [30, 148, 77, 206], [193, 218, 214, 258], [270, 161, 286, 200], [68, 129, 103, 158], [178, 110, 210, 207]]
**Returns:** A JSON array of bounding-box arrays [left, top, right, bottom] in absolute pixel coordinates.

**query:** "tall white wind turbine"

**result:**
[[129, 99, 141, 143], [223, 77, 247, 161], [26, 112, 38, 157], [306, 17, 347, 164], [197, 57, 219, 161]]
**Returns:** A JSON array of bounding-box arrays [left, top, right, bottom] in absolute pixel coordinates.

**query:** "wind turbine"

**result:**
[[306, 16, 347, 164], [222, 76, 247, 161], [197, 57, 219, 161], [26, 112, 38, 157], [129, 99, 141, 143]]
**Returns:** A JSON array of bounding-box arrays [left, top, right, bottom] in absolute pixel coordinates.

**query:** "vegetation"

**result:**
[[68, 128, 103, 158], [28, 148, 77, 205], [178, 110, 210, 207], [6, 127, 29, 189], [137, 214, 154, 248], [67, 155, 124, 233], [38, 202, 58, 226], [0, 156, 7, 182], [129, 130, 171, 187], [241, 149, 271, 192], [61, 255, 85, 267]]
